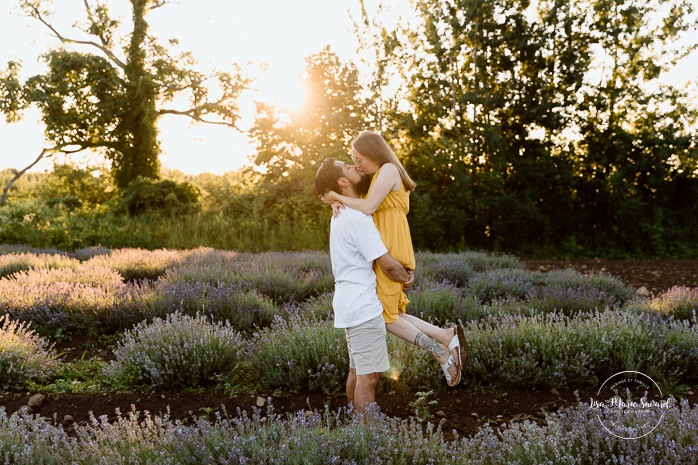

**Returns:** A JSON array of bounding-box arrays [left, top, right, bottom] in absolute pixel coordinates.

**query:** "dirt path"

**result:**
[[523, 258, 698, 295]]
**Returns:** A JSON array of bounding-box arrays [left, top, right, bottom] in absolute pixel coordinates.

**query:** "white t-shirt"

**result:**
[[329, 207, 388, 328]]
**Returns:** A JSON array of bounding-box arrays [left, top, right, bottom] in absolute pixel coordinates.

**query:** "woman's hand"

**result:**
[[330, 201, 344, 218], [320, 190, 339, 205], [403, 270, 414, 291]]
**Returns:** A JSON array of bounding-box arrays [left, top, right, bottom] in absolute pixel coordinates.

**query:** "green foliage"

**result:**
[[0, 315, 59, 390], [249, 314, 349, 395], [370, 0, 698, 257], [4, 0, 249, 189], [639, 286, 698, 320], [0, 252, 78, 278], [463, 311, 698, 390], [409, 390, 437, 421], [105, 312, 244, 390], [117, 176, 200, 216], [38, 358, 110, 394], [1, 400, 698, 464]]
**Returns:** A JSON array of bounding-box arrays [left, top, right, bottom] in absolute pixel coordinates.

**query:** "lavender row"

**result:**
[[1, 400, 696, 464]]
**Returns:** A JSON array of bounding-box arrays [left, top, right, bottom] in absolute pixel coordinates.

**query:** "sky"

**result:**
[[0, 0, 696, 176], [0, 0, 407, 175]]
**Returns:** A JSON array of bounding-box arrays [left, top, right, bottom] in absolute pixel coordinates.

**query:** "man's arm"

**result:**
[[375, 252, 411, 283]]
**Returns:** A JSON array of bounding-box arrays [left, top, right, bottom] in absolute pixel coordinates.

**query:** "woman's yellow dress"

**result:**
[[369, 166, 416, 323]]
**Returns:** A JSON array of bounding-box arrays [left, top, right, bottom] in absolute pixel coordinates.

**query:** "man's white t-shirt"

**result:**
[[329, 207, 388, 328]]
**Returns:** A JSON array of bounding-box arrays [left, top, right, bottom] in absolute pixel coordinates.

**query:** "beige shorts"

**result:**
[[345, 314, 390, 376]]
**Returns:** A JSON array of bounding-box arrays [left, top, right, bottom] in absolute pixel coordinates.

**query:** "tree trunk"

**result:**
[[113, 0, 160, 189]]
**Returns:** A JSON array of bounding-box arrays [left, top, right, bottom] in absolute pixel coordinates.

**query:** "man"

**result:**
[[315, 157, 413, 416]]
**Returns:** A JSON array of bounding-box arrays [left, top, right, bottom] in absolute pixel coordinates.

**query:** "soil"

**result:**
[[2, 258, 697, 439]]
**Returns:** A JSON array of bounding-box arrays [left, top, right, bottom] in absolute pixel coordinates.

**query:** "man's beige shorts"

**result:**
[[345, 314, 390, 376]]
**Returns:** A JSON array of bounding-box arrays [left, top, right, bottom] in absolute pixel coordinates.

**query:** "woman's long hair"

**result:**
[[351, 131, 416, 191]]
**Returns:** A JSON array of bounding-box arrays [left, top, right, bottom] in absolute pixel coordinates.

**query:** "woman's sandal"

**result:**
[[441, 326, 464, 387]]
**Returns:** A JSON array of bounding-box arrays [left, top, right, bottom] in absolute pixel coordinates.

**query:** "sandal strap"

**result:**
[[441, 354, 456, 382], [448, 332, 460, 352]]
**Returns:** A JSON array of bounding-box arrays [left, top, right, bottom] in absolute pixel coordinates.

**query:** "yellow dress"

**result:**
[[369, 167, 416, 323]]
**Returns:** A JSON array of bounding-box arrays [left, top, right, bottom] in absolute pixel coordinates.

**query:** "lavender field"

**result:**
[[1, 246, 697, 464]]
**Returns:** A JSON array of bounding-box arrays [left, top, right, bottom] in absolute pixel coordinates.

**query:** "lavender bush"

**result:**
[[0, 315, 59, 390], [405, 281, 472, 325], [150, 280, 278, 331], [0, 244, 68, 256], [644, 286, 698, 320], [0, 265, 150, 331], [526, 269, 635, 313], [466, 268, 536, 303], [85, 247, 187, 281], [415, 251, 521, 286], [231, 252, 334, 303], [104, 312, 245, 389], [69, 246, 111, 261], [462, 310, 698, 390], [297, 291, 334, 321], [457, 398, 698, 464], [2, 400, 697, 464], [163, 251, 333, 305], [250, 313, 349, 395], [0, 252, 79, 278], [0, 407, 72, 464]]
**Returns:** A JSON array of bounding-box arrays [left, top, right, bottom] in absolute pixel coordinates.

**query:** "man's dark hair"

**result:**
[[314, 157, 343, 196]]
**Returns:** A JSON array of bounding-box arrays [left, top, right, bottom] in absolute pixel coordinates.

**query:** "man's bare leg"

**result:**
[[353, 371, 380, 421], [346, 368, 357, 405]]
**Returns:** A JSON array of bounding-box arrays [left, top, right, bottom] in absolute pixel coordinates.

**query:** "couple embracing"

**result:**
[[314, 130, 466, 416]]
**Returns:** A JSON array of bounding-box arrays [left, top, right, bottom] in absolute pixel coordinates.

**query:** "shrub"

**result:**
[[526, 269, 635, 313], [0, 265, 150, 331], [416, 251, 521, 286], [645, 286, 698, 320], [466, 268, 536, 303], [459, 399, 698, 464], [117, 176, 200, 216], [164, 251, 334, 305], [105, 312, 245, 389], [0, 252, 79, 278], [151, 280, 278, 331], [297, 292, 334, 321], [2, 400, 697, 464], [0, 315, 59, 390], [406, 281, 470, 325], [0, 244, 68, 256], [70, 246, 111, 261], [86, 248, 185, 281], [250, 314, 348, 395], [0, 408, 72, 464], [463, 310, 698, 390]]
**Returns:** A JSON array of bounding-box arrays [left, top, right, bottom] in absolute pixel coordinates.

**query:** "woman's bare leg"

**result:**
[[398, 314, 455, 347], [386, 317, 459, 384]]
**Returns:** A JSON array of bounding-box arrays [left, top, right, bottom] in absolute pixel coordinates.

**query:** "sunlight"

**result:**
[[384, 364, 402, 382], [257, 72, 308, 114]]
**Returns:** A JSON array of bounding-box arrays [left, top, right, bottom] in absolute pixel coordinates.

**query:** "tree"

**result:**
[[0, 0, 249, 194], [573, 0, 698, 253], [248, 46, 368, 230], [362, 0, 696, 254], [384, 0, 592, 250]]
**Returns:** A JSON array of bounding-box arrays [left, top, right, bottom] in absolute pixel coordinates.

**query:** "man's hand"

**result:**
[[402, 270, 414, 291], [375, 252, 410, 284]]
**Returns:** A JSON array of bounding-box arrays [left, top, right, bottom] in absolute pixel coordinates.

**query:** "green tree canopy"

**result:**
[[248, 46, 369, 228], [1, 0, 250, 190]]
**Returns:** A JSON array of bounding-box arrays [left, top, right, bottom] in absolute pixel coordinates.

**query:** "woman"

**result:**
[[321, 130, 465, 387]]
